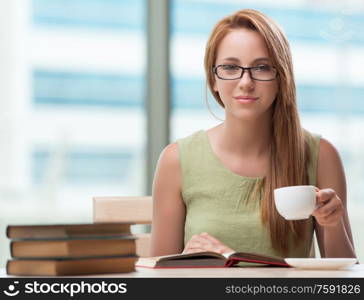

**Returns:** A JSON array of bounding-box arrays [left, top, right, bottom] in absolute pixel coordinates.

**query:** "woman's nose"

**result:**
[[237, 70, 255, 90]]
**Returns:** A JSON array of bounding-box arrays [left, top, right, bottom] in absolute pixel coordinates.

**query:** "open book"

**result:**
[[136, 251, 290, 268]]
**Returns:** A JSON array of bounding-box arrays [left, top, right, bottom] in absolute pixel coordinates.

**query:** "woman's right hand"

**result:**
[[182, 232, 234, 254]]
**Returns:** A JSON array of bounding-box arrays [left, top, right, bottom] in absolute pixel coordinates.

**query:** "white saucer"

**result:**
[[284, 258, 358, 270]]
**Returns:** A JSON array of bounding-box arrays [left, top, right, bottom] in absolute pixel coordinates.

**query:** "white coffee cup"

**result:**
[[274, 185, 317, 220]]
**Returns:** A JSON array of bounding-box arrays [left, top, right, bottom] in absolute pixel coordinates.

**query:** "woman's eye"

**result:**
[[222, 65, 239, 71], [255, 64, 271, 72]]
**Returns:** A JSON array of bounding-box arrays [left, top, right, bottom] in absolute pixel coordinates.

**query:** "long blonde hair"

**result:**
[[204, 9, 310, 255]]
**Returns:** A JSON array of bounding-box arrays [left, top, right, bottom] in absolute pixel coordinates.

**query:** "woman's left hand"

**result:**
[[182, 232, 234, 255], [312, 188, 344, 227]]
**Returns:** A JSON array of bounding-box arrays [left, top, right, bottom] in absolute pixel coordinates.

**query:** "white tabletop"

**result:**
[[1, 265, 364, 278]]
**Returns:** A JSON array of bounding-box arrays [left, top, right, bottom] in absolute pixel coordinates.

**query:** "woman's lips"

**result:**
[[234, 96, 259, 104]]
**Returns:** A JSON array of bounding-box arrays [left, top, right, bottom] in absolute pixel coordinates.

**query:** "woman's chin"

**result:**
[[229, 110, 263, 121], [227, 105, 273, 122]]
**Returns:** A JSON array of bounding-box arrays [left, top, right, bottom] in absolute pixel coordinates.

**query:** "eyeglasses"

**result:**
[[213, 64, 278, 81]]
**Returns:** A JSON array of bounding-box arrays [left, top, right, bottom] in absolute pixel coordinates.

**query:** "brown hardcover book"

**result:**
[[11, 237, 136, 258], [136, 251, 290, 268], [6, 223, 133, 240], [7, 256, 137, 276]]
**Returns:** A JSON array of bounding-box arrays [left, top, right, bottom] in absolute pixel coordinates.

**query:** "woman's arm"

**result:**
[[314, 138, 356, 258], [150, 143, 186, 256]]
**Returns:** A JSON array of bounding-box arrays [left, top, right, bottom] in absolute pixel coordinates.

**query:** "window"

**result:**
[[0, 0, 146, 267]]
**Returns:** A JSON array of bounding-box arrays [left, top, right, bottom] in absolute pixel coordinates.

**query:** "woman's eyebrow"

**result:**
[[252, 57, 270, 63], [221, 57, 270, 64], [221, 57, 240, 63]]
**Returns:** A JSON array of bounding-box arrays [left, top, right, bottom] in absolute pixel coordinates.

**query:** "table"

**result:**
[[1, 265, 364, 278]]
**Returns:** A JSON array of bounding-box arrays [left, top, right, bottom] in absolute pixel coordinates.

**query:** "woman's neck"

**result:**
[[217, 113, 272, 158]]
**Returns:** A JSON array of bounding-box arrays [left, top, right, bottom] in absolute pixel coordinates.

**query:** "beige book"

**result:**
[[7, 256, 137, 276], [7, 223, 133, 239], [11, 237, 136, 258]]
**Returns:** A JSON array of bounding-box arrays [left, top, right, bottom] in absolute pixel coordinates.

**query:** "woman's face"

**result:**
[[213, 28, 278, 121]]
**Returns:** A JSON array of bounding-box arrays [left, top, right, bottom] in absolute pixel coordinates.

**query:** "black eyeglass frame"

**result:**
[[213, 64, 278, 81]]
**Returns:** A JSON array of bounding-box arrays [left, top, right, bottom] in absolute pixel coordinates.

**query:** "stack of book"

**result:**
[[6, 223, 137, 276]]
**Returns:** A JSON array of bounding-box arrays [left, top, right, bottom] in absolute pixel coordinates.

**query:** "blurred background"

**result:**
[[0, 0, 363, 267]]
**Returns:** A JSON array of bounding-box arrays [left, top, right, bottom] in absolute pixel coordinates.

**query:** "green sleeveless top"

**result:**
[[177, 129, 321, 259]]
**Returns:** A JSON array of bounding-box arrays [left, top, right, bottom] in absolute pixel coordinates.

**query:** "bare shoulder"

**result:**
[[157, 142, 180, 172], [159, 142, 179, 162], [318, 138, 342, 166], [154, 142, 181, 191]]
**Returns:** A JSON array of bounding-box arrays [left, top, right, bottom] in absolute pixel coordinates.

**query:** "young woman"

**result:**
[[150, 9, 356, 259]]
